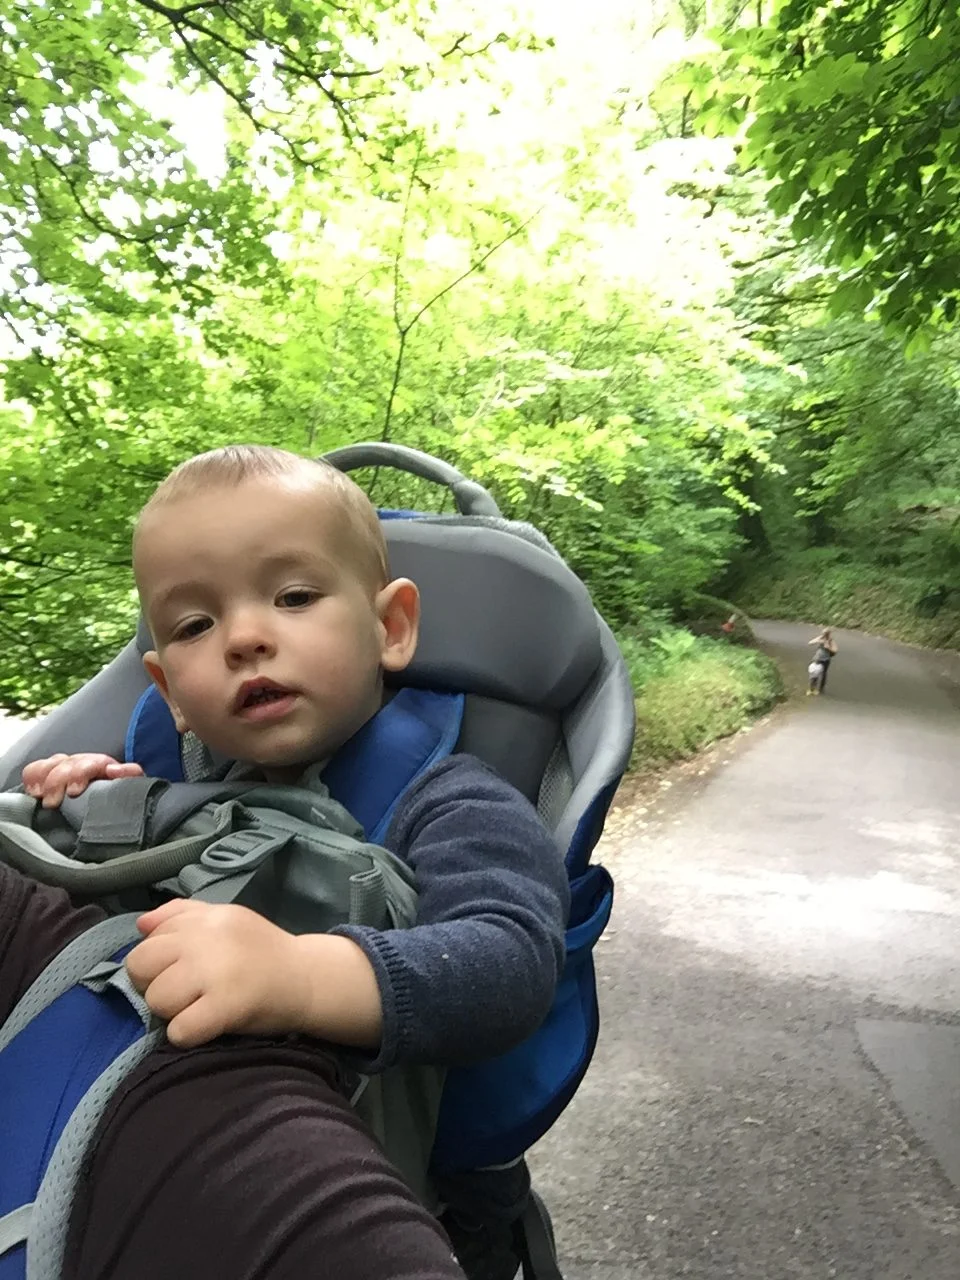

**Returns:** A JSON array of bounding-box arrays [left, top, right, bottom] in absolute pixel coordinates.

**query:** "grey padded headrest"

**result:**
[[387, 521, 600, 708], [136, 519, 601, 711]]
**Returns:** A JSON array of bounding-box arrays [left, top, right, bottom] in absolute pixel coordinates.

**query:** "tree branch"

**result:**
[[381, 186, 542, 441], [405, 208, 542, 333], [134, 0, 366, 141], [392, 137, 423, 333]]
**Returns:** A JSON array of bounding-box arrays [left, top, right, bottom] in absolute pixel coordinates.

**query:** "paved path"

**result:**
[[531, 622, 960, 1279]]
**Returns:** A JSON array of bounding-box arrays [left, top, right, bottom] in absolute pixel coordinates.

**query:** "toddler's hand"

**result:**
[[126, 899, 310, 1048], [22, 753, 145, 808]]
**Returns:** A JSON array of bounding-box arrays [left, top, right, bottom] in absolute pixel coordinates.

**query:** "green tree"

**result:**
[[710, 0, 960, 331], [0, 0, 787, 712], [2, 1, 507, 320]]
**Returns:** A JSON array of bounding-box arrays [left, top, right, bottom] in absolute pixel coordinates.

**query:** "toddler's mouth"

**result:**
[[234, 679, 298, 715]]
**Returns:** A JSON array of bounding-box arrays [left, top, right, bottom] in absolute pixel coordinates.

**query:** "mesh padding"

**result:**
[[456, 697, 559, 806], [537, 741, 575, 835], [181, 731, 216, 783]]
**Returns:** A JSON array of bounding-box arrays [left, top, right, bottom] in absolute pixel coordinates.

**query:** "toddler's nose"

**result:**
[[224, 612, 276, 663]]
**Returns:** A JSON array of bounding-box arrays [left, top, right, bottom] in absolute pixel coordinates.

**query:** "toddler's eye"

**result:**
[[278, 589, 319, 609], [173, 617, 211, 641]]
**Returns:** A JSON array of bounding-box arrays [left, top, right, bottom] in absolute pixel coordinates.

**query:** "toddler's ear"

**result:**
[[377, 578, 420, 674], [142, 651, 190, 734]]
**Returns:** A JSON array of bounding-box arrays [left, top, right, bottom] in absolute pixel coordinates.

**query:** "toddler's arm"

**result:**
[[128, 757, 570, 1059], [332, 754, 571, 1071], [126, 898, 382, 1049], [22, 753, 144, 808]]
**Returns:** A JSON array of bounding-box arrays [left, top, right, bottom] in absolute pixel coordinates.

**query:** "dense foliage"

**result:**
[[674, 1, 960, 635], [3, 0, 960, 716], [702, 0, 960, 332], [621, 628, 783, 770], [0, 0, 774, 712]]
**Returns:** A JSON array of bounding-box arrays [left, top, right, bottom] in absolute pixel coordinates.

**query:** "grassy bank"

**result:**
[[617, 625, 784, 773], [735, 551, 960, 649]]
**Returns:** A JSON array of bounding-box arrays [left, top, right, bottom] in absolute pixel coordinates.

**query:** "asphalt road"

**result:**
[[531, 622, 960, 1279]]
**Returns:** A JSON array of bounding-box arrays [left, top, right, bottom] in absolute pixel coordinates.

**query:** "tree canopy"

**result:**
[[706, 0, 960, 332], [4, 0, 960, 713]]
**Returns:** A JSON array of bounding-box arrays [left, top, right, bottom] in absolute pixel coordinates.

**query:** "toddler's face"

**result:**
[[136, 477, 416, 773]]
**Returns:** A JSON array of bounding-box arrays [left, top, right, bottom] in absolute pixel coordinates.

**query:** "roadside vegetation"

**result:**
[[2, 0, 957, 776], [619, 623, 783, 772]]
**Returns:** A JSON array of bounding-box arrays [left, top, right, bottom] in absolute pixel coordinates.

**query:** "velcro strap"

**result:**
[[75, 776, 166, 851]]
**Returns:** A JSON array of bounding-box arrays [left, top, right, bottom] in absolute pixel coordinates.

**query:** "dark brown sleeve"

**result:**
[[66, 1039, 466, 1280], [0, 863, 106, 1021]]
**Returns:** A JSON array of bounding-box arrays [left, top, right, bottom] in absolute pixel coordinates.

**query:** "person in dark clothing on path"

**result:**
[[807, 627, 838, 695]]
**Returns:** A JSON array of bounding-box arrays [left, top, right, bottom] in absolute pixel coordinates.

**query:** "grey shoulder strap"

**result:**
[[0, 791, 37, 824], [0, 913, 160, 1278], [0, 914, 143, 1052], [26, 1027, 165, 1280], [0, 1206, 33, 1259], [0, 803, 237, 896], [0, 1029, 164, 1277]]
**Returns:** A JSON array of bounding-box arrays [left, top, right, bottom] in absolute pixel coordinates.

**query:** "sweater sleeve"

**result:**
[[331, 754, 570, 1072]]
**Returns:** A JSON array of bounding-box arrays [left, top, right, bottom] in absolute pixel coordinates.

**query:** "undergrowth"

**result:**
[[616, 622, 783, 772], [735, 551, 960, 649]]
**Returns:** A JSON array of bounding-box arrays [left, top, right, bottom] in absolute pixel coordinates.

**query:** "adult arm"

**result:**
[[333, 754, 570, 1071], [1, 873, 464, 1280], [0, 862, 105, 1020], [65, 1038, 465, 1280]]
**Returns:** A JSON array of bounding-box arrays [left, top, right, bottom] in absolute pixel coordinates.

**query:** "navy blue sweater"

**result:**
[[334, 754, 569, 1073]]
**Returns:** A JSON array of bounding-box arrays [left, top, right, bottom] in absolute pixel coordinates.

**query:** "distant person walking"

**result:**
[[807, 628, 838, 695]]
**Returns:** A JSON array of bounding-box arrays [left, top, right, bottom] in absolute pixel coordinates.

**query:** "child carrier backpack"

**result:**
[[0, 443, 636, 1280], [0, 747, 448, 1277]]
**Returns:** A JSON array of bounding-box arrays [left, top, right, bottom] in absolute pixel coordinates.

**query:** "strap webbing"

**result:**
[[0, 1204, 33, 1259], [0, 792, 37, 824], [349, 867, 387, 926], [25, 1029, 165, 1280], [0, 806, 235, 895], [181, 843, 390, 927], [0, 914, 142, 1052], [80, 960, 155, 1031], [0, 916, 163, 1278]]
